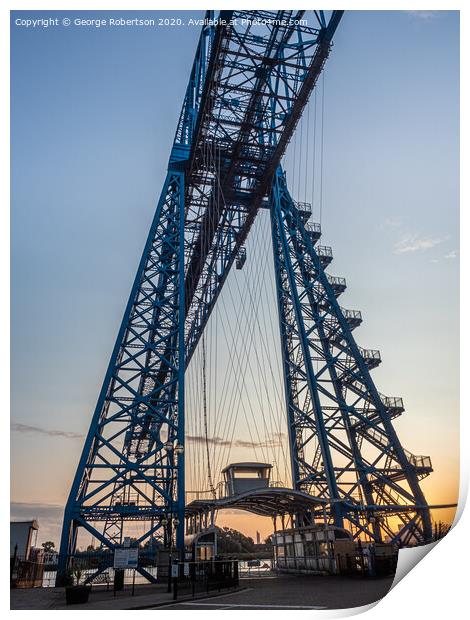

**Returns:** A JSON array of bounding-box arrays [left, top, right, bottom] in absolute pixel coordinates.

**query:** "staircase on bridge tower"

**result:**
[[269, 168, 433, 546]]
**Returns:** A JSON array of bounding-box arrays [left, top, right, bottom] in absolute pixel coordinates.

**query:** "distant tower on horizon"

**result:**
[[256, 531, 261, 545]]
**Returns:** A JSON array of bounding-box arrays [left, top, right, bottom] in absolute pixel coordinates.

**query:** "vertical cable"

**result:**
[[202, 332, 216, 497], [312, 89, 317, 220], [320, 71, 325, 227]]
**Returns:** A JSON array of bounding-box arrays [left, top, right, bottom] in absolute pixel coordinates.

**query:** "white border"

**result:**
[[4, 1, 467, 618]]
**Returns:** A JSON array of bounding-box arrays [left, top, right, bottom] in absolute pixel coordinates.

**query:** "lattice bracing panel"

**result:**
[[270, 168, 432, 544], [57, 168, 186, 582]]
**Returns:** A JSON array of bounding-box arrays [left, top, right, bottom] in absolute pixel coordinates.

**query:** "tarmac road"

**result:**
[[155, 574, 395, 610]]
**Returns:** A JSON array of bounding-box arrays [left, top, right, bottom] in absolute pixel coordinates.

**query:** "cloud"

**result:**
[[11, 501, 64, 520], [11, 422, 84, 439], [11, 502, 64, 545], [234, 434, 285, 449], [187, 434, 230, 447], [394, 234, 449, 254], [444, 250, 458, 259], [11, 423, 286, 450], [187, 432, 285, 449], [405, 11, 440, 20], [381, 217, 403, 230]]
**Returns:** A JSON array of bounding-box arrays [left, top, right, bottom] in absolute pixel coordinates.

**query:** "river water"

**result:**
[[42, 559, 274, 587]]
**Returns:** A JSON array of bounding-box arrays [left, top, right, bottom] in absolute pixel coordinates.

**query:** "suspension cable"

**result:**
[[320, 70, 325, 226], [202, 332, 216, 498]]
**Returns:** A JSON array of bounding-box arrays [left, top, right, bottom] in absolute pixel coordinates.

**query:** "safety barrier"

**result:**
[[168, 559, 239, 600]]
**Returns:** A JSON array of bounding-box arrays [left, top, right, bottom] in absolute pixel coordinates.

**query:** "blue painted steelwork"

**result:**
[[57, 165, 186, 582], [57, 10, 345, 582], [58, 8, 432, 582], [269, 168, 432, 543]]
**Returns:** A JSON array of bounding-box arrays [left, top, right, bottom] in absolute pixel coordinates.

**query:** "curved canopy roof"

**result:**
[[186, 486, 327, 518]]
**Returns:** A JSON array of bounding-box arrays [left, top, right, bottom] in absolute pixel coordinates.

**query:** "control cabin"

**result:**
[[222, 462, 272, 497]]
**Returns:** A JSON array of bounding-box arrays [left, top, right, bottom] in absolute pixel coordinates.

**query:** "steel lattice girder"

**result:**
[[58, 6, 434, 583], [58, 11, 345, 580], [180, 10, 344, 363], [57, 166, 186, 581], [269, 167, 432, 544]]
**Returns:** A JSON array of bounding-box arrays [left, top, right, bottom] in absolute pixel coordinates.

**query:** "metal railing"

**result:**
[[358, 347, 381, 363], [305, 221, 321, 236], [361, 427, 432, 471], [342, 308, 362, 320], [169, 560, 239, 600], [317, 245, 333, 258], [379, 393, 404, 411], [406, 453, 432, 470], [326, 274, 346, 290], [239, 561, 274, 579], [11, 555, 45, 588]]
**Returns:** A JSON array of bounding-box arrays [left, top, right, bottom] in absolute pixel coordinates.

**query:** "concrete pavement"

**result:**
[[11, 574, 394, 611]]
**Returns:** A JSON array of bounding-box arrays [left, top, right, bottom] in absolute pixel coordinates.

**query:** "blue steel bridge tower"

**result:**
[[57, 10, 433, 582]]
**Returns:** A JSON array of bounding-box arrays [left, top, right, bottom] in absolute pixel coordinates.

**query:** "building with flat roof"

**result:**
[[10, 520, 39, 560]]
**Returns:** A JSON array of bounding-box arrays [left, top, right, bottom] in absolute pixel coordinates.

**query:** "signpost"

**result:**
[[114, 547, 138, 569], [113, 547, 139, 595]]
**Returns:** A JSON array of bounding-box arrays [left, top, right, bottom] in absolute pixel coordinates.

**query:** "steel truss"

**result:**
[[57, 166, 186, 582], [270, 168, 432, 543], [58, 9, 432, 582]]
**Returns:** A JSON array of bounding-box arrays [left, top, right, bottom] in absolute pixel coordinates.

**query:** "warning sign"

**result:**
[[114, 547, 138, 569]]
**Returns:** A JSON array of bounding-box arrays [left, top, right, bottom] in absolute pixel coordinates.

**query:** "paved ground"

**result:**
[[10, 581, 244, 610], [11, 574, 394, 611], [156, 575, 394, 610]]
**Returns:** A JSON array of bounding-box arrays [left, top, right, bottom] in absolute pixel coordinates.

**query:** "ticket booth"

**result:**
[[184, 528, 217, 561]]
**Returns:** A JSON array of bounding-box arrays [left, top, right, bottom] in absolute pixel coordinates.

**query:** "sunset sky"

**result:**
[[11, 10, 459, 546]]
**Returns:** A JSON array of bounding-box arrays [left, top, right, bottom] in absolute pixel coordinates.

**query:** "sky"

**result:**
[[11, 10, 459, 545]]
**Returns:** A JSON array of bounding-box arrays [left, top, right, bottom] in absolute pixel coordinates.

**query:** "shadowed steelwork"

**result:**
[[57, 10, 433, 585]]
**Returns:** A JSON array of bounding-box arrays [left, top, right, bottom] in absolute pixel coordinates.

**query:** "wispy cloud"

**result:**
[[394, 234, 449, 255], [187, 432, 285, 449], [233, 434, 284, 449], [444, 250, 458, 259], [380, 216, 403, 230], [187, 434, 230, 447], [11, 502, 64, 545], [11, 422, 84, 440], [405, 10, 440, 20], [11, 423, 286, 450]]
